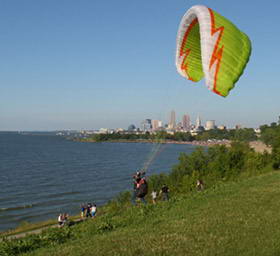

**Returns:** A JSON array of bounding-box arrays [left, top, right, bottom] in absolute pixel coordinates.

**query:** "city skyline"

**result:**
[[130, 110, 253, 132], [1, 1, 280, 130], [5, 110, 276, 132]]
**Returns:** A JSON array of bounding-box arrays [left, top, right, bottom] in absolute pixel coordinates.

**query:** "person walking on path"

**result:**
[[160, 184, 169, 201]]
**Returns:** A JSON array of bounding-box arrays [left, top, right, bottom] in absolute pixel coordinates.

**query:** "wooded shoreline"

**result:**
[[78, 138, 271, 153]]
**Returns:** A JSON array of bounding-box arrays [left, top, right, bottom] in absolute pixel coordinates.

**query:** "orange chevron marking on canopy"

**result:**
[[208, 8, 224, 96], [179, 18, 198, 81]]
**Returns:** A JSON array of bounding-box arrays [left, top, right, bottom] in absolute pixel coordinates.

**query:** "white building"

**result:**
[[217, 125, 226, 130], [205, 120, 216, 130], [169, 110, 176, 129]]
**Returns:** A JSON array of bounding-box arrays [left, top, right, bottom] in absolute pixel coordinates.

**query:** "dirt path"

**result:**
[[6, 224, 58, 240], [1, 219, 84, 241]]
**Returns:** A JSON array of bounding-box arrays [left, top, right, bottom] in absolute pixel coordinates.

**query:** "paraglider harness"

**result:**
[[136, 177, 148, 198], [133, 171, 148, 198]]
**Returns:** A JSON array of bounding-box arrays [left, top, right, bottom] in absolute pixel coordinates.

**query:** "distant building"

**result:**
[[217, 125, 226, 130], [99, 128, 110, 134], [169, 110, 176, 129], [151, 120, 162, 131], [176, 122, 183, 130], [182, 114, 191, 131], [196, 115, 202, 129], [191, 115, 204, 134], [127, 124, 136, 132], [141, 119, 152, 132], [115, 128, 125, 133], [205, 120, 216, 130], [235, 124, 242, 129]]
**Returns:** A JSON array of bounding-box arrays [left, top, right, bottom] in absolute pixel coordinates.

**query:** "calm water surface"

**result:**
[[0, 133, 197, 231]]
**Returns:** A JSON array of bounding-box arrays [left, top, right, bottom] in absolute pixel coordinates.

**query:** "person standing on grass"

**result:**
[[131, 171, 142, 205], [151, 190, 157, 204], [58, 213, 63, 227], [86, 203, 92, 218], [196, 179, 204, 191], [91, 204, 97, 218], [80, 204, 86, 219], [160, 184, 169, 201], [63, 213, 69, 226], [136, 176, 148, 205]]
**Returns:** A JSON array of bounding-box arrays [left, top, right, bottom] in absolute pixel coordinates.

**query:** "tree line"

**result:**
[[82, 128, 258, 143], [147, 122, 280, 194]]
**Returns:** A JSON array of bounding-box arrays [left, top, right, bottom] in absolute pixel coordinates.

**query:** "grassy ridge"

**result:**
[[22, 171, 280, 256]]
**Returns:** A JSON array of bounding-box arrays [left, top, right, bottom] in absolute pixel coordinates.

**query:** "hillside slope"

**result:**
[[22, 171, 280, 256]]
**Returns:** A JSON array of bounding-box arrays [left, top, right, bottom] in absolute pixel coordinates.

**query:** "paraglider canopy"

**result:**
[[176, 5, 251, 97]]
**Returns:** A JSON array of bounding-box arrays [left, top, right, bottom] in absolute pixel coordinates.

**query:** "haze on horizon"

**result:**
[[0, 0, 279, 131]]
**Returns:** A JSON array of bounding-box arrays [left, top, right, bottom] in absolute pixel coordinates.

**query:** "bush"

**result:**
[[40, 227, 72, 245], [0, 227, 73, 256], [96, 217, 115, 233], [114, 191, 131, 205], [0, 235, 43, 256], [149, 141, 274, 197]]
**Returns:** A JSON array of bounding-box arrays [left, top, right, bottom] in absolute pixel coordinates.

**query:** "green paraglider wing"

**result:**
[[176, 5, 251, 97]]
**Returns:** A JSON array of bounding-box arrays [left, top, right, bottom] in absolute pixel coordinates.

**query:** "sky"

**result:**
[[0, 0, 279, 131]]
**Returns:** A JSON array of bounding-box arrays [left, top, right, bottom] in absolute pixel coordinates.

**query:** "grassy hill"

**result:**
[[19, 171, 280, 256]]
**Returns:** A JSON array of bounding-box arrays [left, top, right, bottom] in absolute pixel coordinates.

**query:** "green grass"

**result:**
[[19, 171, 280, 256]]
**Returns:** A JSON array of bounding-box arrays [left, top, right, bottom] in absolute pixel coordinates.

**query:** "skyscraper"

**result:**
[[152, 120, 160, 130], [182, 114, 191, 131], [169, 110, 176, 129], [141, 119, 152, 132], [196, 115, 201, 128]]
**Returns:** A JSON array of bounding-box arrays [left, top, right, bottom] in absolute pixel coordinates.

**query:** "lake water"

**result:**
[[0, 133, 197, 231]]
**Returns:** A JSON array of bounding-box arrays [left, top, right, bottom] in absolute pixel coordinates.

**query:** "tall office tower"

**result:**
[[141, 119, 152, 132], [169, 110, 176, 129], [182, 114, 191, 131], [196, 115, 201, 128], [151, 120, 160, 130]]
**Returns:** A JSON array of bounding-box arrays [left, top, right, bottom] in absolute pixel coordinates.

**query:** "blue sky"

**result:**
[[0, 0, 279, 130]]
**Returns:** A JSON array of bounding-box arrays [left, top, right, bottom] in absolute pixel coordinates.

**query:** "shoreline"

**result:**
[[77, 138, 230, 146], [78, 138, 271, 153]]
